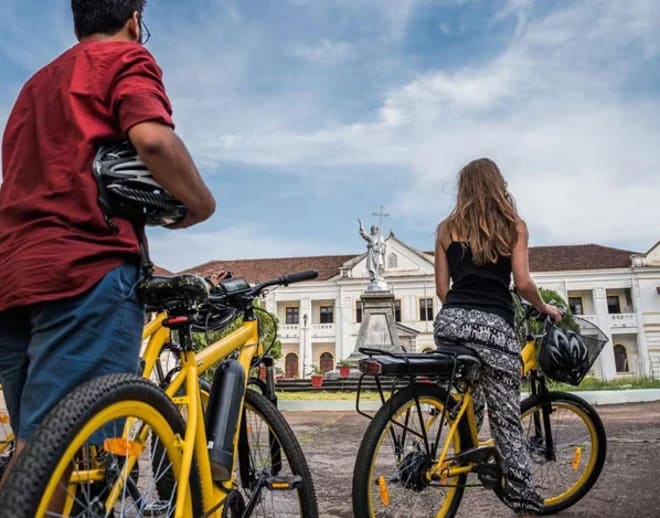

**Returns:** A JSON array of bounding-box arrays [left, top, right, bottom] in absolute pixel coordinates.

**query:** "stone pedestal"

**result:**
[[348, 290, 404, 362]]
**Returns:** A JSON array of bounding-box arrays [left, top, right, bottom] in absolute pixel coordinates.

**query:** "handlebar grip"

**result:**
[[281, 270, 318, 285]]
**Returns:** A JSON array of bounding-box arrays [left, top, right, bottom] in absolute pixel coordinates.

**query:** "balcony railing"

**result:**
[[279, 324, 300, 339], [577, 314, 598, 325], [608, 313, 637, 330], [311, 323, 335, 338]]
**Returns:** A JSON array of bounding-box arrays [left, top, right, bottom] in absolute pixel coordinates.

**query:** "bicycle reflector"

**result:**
[[103, 438, 144, 457], [572, 447, 582, 471], [359, 359, 383, 376], [378, 476, 390, 506]]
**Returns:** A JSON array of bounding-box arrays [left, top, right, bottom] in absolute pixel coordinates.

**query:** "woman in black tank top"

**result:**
[[433, 158, 561, 517]]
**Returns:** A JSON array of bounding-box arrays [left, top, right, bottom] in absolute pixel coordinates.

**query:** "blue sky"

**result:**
[[1, 0, 659, 271]]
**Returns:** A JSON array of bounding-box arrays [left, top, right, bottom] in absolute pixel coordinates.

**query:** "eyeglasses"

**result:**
[[139, 17, 151, 45]]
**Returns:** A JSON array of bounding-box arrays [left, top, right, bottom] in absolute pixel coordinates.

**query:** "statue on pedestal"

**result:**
[[358, 218, 388, 291]]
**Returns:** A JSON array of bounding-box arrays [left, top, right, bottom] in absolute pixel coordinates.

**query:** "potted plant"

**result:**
[[309, 365, 324, 388], [337, 359, 352, 378]]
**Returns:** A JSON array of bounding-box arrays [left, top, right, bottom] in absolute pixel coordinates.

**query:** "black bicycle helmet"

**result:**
[[93, 141, 187, 227], [538, 324, 589, 385]]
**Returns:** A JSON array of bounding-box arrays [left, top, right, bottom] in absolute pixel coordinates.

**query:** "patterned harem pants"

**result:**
[[433, 307, 543, 515]]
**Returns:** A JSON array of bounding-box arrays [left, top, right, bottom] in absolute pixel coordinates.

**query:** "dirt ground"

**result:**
[[284, 401, 660, 517]]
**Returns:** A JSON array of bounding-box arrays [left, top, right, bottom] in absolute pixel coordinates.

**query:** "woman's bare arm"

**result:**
[[435, 223, 450, 302], [511, 220, 561, 321]]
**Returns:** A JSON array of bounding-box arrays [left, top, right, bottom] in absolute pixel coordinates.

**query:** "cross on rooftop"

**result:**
[[372, 205, 390, 229]]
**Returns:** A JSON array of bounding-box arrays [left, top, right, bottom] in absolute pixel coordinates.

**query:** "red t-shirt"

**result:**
[[0, 41, 174, 312]]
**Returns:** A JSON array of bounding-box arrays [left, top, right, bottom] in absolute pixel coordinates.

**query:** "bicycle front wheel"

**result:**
[[505, 391, 606, 514], [352, 383, 471, 518], [229, 388, 319, 517], [0, 402, 15, 480], [0, 373, 203, 518]]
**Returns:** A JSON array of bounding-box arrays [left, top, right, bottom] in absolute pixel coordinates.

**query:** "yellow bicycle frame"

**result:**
[[63, 312, 264, 518], [429, 338, 538, 481], [146, 313, 262, 518]]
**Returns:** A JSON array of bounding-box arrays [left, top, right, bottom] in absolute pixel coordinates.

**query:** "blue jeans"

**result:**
[[0, 262, 144, 441]]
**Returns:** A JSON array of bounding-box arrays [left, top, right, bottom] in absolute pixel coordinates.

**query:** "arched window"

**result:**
[[319, 352, 334, 373], [388, 253, 398, 269], [614, 345, 629, 372], [285, 353, 299, 378]]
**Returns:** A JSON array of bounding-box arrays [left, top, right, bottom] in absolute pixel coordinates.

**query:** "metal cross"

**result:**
[[372, 205, 390, 229]]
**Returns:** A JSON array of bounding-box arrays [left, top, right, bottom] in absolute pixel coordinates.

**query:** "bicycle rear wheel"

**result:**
[[352, 383, 471, 518], [229, 388, 318, 517], [497, 391, 606, 514], [0, 373, 203, 518]]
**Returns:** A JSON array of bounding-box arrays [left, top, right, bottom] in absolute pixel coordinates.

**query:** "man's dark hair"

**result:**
[[71, 0, 147, 39]]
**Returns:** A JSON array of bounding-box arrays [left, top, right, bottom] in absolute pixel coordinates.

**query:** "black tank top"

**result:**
[[443, 242, 514, 327]]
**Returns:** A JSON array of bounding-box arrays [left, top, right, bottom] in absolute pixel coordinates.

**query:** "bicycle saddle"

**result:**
[[137, 274, 209, 311]]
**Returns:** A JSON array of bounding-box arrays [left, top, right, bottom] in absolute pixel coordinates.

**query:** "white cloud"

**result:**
[[2, 0, 658, 263], [171, 0, 660, 251], [293, 39, 351, 65]]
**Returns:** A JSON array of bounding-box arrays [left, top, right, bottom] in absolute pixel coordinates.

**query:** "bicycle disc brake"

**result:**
[[399, 451, 432, 492]]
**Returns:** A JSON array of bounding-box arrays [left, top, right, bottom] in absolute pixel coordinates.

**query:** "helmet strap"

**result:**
[[132, 222, 154, 279]]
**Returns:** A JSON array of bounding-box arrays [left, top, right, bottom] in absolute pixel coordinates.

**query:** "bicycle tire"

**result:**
[[0, 373, 204, 518], [352, 383, 471, 518], [494, 391, 606, 515], [231, 388, 319, 517]]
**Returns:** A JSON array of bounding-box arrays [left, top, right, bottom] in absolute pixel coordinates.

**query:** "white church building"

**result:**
[[187, 237, 660, 382]]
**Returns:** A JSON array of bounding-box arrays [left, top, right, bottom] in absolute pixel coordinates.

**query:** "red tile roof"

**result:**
[[153, 264, 174, 276], [180, 244, 636, 282], [527, 244, 636, 272], [182, 254, 356, 283]]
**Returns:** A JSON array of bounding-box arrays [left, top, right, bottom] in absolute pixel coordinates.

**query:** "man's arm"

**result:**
[[128, 122, 215, 228]]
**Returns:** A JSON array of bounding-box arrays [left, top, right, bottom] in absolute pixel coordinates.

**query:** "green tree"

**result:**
[[513, 287, 579, 344], [191, 300, 282, 380]]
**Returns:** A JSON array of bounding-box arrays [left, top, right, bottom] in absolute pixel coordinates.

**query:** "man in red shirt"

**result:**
[[0, 0, 215, 478]]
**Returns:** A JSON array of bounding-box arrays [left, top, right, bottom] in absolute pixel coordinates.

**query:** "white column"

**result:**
[[632, 277, 650, 376], [298, 316, 305, 379], [338, 292, 353, 360], [593, 288, 616, 380], [300, 297, 312, 377]]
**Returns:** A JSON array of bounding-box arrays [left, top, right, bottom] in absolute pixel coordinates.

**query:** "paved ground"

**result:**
[[284, 401, 660, 517]]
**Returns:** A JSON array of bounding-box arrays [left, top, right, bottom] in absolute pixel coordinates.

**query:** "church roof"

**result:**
[[526, 244, 637, 272], [182, 254, 356, 282], [180, 243, 637, 283]]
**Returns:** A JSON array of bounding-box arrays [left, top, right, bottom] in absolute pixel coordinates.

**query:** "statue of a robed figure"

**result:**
[[358, 218, 388, 292], [345, 216, 403, 364]]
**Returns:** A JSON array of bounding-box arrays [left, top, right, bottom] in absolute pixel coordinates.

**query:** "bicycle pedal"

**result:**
[[265, 475, 302, 490], [453, 445, 496, 465], [476, 464, 501, 490]]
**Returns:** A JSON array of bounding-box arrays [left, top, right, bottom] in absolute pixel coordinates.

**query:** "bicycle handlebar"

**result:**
[[206, 270, 319, 303], [248, 270, 318, 295]]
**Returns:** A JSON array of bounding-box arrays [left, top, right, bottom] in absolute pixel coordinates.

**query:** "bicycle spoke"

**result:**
[[358, 391, 465, 518]]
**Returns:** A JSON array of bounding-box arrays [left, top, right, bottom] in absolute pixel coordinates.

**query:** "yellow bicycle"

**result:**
[[0, 386, 15, 479], [352, 301, 608, 517], [0, 269, 320, 517]]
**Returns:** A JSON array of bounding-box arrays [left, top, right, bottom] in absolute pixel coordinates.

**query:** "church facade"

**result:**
[[187, 237, 660, 381]]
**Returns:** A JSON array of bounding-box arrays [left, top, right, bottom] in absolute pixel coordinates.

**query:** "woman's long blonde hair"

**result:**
[[443, 158, 519, 265]]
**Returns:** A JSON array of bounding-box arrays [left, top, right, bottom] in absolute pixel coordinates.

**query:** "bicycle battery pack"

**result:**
[[206, 358, 246, 481]]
